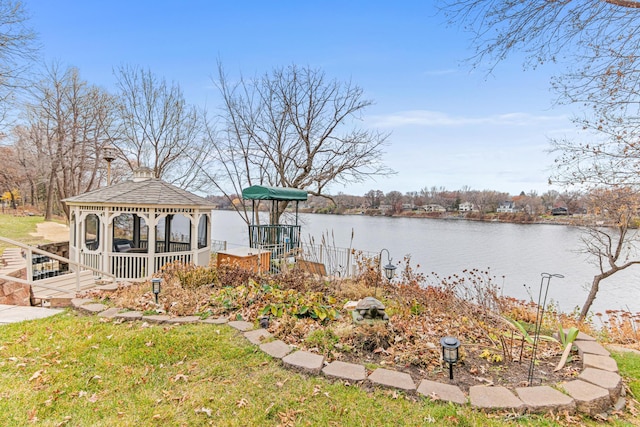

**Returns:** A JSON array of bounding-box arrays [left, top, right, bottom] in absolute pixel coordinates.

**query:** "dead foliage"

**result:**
[[88, 260, 639, 392]]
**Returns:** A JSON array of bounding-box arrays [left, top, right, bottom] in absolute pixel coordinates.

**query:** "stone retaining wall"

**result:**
[[37, 241, 69, 261], [0, 268, 32, 306]]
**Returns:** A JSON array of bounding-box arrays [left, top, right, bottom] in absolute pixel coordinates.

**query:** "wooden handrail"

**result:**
[[0, 236, 116, 294]]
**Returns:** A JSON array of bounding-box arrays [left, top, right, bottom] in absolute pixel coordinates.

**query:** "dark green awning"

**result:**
[[242, 185, 308, 201]]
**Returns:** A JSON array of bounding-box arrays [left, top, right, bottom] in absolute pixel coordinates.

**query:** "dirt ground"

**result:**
[[30, 221, 70, 242]]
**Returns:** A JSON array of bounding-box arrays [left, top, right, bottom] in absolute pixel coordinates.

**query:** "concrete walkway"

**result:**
[[0, 304, 63, 325]]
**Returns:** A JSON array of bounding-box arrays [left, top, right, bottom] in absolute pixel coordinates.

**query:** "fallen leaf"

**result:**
[[28, 370, 42, 382], [275, 378, 288, 388], [195, 407, 212, 417], [236, 398, 248, 408], [171, 374, 188, 382]]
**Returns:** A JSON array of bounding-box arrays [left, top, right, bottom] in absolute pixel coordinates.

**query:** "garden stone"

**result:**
[[259, 340, 292, 359], [142, 314, 171, 324], [166, 315, 200, 324], [115, 311, 143, 320], [367, 368, 415, 391], [282, 351, 324, 374], [322, 361, 367, 382], [578, 368, 622, 403], [98, 307, 121, 318], [78, 303, 108, 314], [562, 380, 610, 416], [469, 386, 525, 413], [228, 320, 254, 331], [244, 328, 272, 345], [515, 386, 576, 414], [574, 340, 610, 357], [202, 316, 229, 324], [417, 379, 466, 405], [582, 354, 618, 372]]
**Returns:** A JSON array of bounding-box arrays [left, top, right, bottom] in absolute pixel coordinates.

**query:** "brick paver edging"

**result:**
[[71, 299, 626, 417]]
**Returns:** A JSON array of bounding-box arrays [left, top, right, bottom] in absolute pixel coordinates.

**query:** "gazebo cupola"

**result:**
[[63, 169, 215, 280]]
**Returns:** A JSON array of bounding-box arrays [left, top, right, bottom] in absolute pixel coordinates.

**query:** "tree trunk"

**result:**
[[579, 274, 604, 321], [44, 170, 55, 220]]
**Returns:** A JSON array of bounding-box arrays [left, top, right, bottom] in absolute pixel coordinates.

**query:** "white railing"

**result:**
[[108, 251, 195, 280], [298, 242, 377, 278], [81, 252, 102, 272], [211, 239, 227, 253], [0, 236, 115, 297], [154, 252, 192, 272], [110, 253, 149, 280]]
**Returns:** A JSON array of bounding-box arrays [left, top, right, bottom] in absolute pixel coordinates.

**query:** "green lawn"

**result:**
[[0, 312, 637, 427], [0, 213, 47, 253]]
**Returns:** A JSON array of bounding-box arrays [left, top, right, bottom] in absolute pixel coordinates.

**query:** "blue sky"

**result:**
[[27, 1, 581, 196]]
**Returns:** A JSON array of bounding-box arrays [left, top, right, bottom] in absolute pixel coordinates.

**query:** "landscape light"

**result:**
[[151, 278, 162, 304], [440, 336, 461, 380], [380, 248, 396, 281], [375, 248, 396, 297]]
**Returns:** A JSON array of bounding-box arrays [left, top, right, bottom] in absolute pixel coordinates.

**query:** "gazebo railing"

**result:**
[[109, 250, 194, 280], [135, 240, 191, 253], [248, 225, 301, 252], [81, 252, 102, 272]]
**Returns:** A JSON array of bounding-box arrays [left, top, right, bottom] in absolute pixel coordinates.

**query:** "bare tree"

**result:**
[[114, 65, 210, 190], [0, 145, 23, 208], [385, 190, 404, 214], [0, 0, 38, 129], [440, 1, 640, 113], [205, 63, 393, 225], [23, 64, 117, 219], [577, 187, 640, 320]]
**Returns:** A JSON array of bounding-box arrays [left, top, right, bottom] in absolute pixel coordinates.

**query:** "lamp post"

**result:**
[[375, 248, 396, 297], [440, 336, 461, 380], [151, 278, 162, 305], [103, 145, 117, 185]]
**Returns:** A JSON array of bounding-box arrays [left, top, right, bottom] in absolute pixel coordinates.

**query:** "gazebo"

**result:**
[[241, 185, 307, 265], [63, 169, 215, 280]]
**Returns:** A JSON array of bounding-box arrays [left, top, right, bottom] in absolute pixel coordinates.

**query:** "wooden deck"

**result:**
[[31, 270, 97, 301], [1, 245, 105, 306]]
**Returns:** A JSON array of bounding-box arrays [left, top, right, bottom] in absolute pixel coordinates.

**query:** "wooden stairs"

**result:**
[[0, 243, 116, 307]]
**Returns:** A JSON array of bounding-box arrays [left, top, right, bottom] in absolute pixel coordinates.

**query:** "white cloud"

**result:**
[[367, 110, 568, 129]]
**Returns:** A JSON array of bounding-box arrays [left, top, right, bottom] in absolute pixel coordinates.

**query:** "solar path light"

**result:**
[[440, 336, 461, 380], [151, 278, 162, 304]]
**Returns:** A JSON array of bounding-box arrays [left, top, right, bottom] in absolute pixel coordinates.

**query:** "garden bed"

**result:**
[[87, 259, 628, 394]]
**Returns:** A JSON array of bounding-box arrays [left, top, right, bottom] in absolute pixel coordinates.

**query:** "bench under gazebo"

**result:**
[[63, 168, 215, 280]]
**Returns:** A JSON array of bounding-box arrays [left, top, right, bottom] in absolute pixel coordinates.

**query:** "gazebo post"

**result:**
[[148, 209, 157, 276], [103, 210, 111, 275]]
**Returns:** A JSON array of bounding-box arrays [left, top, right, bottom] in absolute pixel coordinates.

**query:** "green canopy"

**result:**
[[242, 185, 308, 201]]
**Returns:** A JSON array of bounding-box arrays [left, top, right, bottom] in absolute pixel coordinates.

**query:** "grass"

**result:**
[[0, 312, 638, 427], [1, 216, 639, 425], [0, 212, 48, 253], [612, 351, 640, 399]]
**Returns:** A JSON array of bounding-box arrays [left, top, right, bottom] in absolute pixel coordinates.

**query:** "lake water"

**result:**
[[211, 210, 640, 315]]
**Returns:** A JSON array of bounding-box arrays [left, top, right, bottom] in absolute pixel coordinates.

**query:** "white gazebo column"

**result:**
[[148, 209, 157, 275], [102, 209, 112, 275]]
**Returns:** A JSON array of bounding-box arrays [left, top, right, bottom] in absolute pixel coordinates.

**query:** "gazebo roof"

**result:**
[[63, 177, 214, 208], [242, 185, 308, 201]]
